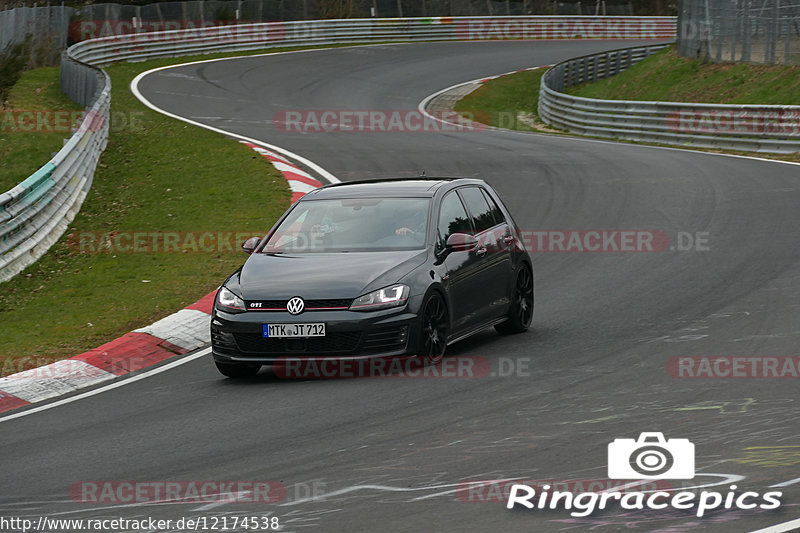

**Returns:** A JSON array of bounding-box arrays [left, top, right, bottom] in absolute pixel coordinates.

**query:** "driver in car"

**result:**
[[394, 207, 427, 238]]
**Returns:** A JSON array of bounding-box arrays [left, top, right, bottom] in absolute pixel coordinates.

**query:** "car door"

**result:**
[[435, 190, 484, 333], [457, 186, 515, 322]]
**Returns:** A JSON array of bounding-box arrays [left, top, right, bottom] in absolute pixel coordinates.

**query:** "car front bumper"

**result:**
[[211, 302, 422, 365]]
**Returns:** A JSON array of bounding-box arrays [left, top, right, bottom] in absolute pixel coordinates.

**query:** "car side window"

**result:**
[[459, 187, 497, 233], [480, 188, 506, 226], [437, 191, 472, 249]]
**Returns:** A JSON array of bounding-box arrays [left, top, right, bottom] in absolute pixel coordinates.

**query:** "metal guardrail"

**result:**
[[0, 15, 676, 283], [66, 17, 677, 66], [538, 44, 800, 153], [0, 55, 109, 283]]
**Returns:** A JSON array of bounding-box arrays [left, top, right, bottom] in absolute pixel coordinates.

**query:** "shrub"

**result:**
[[0, 37, 32, 105]]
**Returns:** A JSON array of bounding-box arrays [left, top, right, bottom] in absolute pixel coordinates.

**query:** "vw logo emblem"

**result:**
[[286, 297, 305, 315]]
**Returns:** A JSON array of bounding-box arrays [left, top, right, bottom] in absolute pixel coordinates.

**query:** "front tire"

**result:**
[[419, 292, 449, 366], [495, 264, 534, 334], [215, 361, 260, 378]]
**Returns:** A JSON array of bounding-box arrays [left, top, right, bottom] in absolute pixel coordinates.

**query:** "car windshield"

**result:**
[[262, 197, 430, 253]]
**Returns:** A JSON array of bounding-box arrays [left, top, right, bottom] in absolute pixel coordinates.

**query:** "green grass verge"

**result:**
[[0, 67, 83, 193], [454, 47, 800, 163], [567, 47, 800, 104], [453, 67, 549, 132], [0, 53, 295, 374]]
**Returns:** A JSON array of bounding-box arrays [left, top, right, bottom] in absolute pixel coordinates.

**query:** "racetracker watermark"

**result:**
[[454, 19, 672, 40], [667, 356, 800, 378], [68, 230, 710, 254], [67, 231, 262, 254], [506, 433, 783, 518], [68, 20, 286, 44], [519, 230, 708, 253], [1, 358, 103, 379], [273, 110, 489, 133], [1, 110, 145, 134], [272, 355, 532, 379], [69, 481, 286, 504], [667, 109, 800, 135], [1, 355, 187, 379]]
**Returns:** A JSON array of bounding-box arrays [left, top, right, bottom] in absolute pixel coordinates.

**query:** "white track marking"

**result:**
[[418, 70, 800, 168], [192, 491, 252, 511], [271, 161, 314, 178], [409, 478, 526, 502], [287, 181, 318, 194], [129, 46, 453, 185], [281, 482, 483, 506], [748, 517, 800, 533], [0, 348, 210, 424], [660, 473, 746, 492], [771, 478, 800, 488]]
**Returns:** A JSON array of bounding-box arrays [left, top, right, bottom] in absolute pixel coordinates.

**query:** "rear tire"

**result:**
[[495, 264, 534, 334], [215, 361, 260, 378]]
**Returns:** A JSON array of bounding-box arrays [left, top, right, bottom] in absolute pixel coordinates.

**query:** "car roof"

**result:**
[[301, 177, 489, 199]]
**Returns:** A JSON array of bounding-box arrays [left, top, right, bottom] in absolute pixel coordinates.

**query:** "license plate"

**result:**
[[263, 323, 326, 338]]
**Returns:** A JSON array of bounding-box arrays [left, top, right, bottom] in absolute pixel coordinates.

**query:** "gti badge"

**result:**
[[286, 297, 305, 315]]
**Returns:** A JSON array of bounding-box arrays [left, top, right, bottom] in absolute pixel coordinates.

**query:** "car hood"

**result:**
[[230, 250, 428, 300]]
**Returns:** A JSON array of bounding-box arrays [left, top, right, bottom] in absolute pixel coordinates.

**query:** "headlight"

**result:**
[[216, 286, 245, 313], [349, 284, 409, 312]]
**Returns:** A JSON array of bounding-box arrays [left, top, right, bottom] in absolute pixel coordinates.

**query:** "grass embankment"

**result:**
[[567, 48, 800, 104], [454, 46, 800, 162], [0, 54, 292, 374], [453, 67, 549, 132], [0, 67, 83, 192]]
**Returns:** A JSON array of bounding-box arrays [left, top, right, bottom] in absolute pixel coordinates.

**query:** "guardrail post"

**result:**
[[743, 1, 752, 62]]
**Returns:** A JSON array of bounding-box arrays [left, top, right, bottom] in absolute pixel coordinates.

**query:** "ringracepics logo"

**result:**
[[608, 432, 694, 479], [506, 433, 783, 518]]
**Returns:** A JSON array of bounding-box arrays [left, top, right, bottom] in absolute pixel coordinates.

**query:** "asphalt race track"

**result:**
[[3, 40, 800, 532]]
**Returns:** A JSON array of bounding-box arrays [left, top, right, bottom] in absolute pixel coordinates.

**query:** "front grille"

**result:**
[[246, 298, 353, 311], [362, 327, 408, 353], [305, 299, 353, 309], [233, 331, 362, 355]]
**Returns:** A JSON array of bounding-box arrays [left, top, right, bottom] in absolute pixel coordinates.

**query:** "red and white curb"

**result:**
[[0, 291, 217, 414], [0, 147, 327, 414], [240, 141, 323, 202]]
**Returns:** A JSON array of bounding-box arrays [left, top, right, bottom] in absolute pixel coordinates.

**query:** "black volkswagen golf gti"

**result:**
[[211, 178, 534, 377]]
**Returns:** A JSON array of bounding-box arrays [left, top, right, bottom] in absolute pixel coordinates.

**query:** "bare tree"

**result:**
[[318, 0, 366, 18]]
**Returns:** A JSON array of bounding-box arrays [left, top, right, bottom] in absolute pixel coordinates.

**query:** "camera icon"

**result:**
[[608, 432, 695, 479]]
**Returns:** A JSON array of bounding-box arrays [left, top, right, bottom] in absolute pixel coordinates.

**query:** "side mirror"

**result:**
[[241, 237, 261, 254], [445, 232, 478, 252]]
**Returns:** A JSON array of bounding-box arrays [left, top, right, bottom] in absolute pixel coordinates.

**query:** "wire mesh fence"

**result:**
[[0, 0, 638, 18], [0, 6, 71, 50], [1, 0, 641, 49], [678, 0, 800, 64]]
